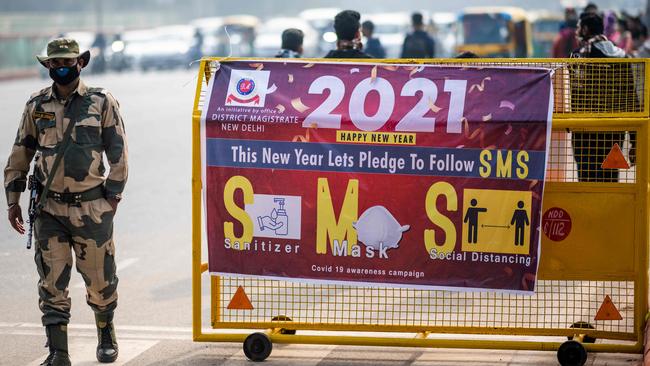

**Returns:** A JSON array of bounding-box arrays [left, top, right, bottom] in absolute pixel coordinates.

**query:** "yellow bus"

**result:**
[[456, 7, 533, 58], [529, 11, 564, 58]]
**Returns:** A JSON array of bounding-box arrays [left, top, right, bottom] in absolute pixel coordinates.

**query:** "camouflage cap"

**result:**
[[36, 38, 90, 68]]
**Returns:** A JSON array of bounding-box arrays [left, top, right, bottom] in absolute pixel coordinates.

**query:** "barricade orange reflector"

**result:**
[[601, 143, 630, 169], [594, 295, 623, 320], [227, 286, 254, 310]]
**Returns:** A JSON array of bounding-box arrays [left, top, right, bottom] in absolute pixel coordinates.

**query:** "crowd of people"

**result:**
[[272, 5, 648, 61], [552, 3, 648, 58], [275, 10, 435, 59]]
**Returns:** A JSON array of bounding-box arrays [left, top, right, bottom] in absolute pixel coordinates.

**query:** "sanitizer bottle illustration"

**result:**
[[274, 198, 289, 235]]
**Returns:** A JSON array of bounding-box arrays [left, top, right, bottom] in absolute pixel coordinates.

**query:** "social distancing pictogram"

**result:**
[[462, 189, 532, 255], [227, 286, 254, 310], [594, 295, 622, 321], [601, 143, 630, 169]]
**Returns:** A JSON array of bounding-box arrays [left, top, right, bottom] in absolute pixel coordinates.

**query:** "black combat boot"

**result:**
[[40, 324, 71, 366], [95, 313, 119, 363]]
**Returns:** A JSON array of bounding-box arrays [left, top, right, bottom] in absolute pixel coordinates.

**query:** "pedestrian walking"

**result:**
[[361, 20, 386, 58], [401, 12, 435, 58], [4, 38, 128, 365]]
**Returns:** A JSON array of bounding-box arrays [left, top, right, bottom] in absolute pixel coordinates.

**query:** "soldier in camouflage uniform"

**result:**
[[4, 38, 128, 365]]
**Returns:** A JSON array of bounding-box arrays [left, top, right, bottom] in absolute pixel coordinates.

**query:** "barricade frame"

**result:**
[[192, 57, 650, 359]]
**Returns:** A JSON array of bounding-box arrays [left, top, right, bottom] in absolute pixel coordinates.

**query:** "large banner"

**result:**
[[201, 60, 553, 293]]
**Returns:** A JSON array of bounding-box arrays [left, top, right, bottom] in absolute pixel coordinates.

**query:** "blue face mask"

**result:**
[[49, 65, 79, 85]]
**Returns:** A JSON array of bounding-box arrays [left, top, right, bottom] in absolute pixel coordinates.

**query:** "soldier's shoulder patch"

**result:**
[[33, 111, 55, 120]]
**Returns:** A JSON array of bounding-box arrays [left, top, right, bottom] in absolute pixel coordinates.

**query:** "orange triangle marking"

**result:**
[[227, 286, 254, 310], [601, 143, 630, 169], [594, 295, 622, 320]]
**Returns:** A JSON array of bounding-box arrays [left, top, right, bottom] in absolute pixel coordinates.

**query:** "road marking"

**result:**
[[0, 322, 21, 327], [0, 322, 644, 365], [5, 322, 189, 333], [74, 257, 139, 289], [0, 322, 191, 341], [26, 338, 158, 366]]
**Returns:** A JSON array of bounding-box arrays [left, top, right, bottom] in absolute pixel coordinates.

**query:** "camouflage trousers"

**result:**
[[34, 197, 118, 326]]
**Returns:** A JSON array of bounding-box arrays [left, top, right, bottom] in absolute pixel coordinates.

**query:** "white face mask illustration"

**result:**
[[352, 206, 410, 250]]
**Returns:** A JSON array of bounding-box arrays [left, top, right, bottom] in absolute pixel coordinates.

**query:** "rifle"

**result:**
[[26, 162, 39, 250]]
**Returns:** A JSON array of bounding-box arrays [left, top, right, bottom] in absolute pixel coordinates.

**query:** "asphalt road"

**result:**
[[0, 69, 642, 365]]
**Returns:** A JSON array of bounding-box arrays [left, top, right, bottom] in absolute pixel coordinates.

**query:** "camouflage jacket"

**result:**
[[4, 79, 128, 207]]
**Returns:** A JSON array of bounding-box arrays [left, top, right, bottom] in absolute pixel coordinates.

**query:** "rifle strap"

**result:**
[[37, 93, 83, 210]]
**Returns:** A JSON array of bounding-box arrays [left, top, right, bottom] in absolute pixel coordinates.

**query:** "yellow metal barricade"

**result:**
[[192, 58, 649, 365]]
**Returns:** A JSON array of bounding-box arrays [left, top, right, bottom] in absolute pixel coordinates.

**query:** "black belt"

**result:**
[[46, 185, 105, 205]]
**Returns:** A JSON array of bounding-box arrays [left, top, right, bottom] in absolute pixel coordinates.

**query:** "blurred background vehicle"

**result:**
[[254, 17, 318, 57], [529, 10, 564, 57], [191, 15, 259, 58], [116, 28, 159, 71], [456, 6, 533, 58], [430, 12, 458, 57], [108, 31, 129, 72], [190, 16, 224, 57], [299, 8, 341, 55], [219, 15, 259, 57], [133, 25, 195, 71]]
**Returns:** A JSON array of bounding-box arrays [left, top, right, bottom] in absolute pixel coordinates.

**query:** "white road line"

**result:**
[[0, 322, 21, 327], [3, 328, 188, 341], [26, 338, 158, 366], [74, 257, 140, 289], [18, 322, 191, 333], [1, 322, 190, 342]]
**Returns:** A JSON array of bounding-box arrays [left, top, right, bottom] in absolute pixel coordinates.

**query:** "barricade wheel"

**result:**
[[557, 340, 587, 366], [271, 315, 296, 335], [567, 321, 596, 343], [243, 332, 272, 362]]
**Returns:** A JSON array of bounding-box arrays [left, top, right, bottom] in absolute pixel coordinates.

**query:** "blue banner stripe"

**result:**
[[206, 138, 546, 180]]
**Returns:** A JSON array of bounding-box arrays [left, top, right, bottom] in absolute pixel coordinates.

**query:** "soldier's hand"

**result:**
[[107, 198, 119, 213], [8, 204, 25, 234]]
